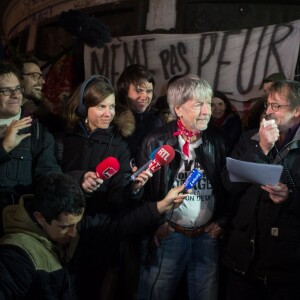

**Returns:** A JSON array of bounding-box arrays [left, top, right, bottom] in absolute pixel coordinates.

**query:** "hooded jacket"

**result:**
[[58, 107, 138, 214], [0, 194, 165, 299]]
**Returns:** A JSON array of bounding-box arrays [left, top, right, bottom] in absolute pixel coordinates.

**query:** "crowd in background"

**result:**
[[0, 55, 299, 300]]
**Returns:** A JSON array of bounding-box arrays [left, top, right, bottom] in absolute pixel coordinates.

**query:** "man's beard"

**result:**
[[25, 92, 43, 106]]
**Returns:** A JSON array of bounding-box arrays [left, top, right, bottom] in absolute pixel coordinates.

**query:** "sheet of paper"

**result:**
[[226, 157, 283, 185]]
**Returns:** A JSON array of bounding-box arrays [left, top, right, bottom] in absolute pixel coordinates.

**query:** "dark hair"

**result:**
[[13, 54, 40, 75], [63, 77, 115, 128], [116, 64, 155, 107], [0, 60, 20, 79], [33, 173, 85, 223], [212, 90, 234, 115]]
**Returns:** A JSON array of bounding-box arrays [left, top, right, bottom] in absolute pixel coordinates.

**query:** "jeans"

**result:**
[[137, 231, 219, 300]]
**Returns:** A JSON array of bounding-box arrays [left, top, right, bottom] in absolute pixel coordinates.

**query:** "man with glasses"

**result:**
[[14, 55, 45, 112], [0, 60, 61, 236], [14, 55, 64, 135], [221, 79, 300, 300]]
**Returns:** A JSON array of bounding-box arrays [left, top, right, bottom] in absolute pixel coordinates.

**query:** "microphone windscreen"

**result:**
[[96, 157, 120, 180], [154, 145, 175, 166]]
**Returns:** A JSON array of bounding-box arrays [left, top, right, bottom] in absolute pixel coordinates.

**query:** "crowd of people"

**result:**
[[0, 55, 299, 300]]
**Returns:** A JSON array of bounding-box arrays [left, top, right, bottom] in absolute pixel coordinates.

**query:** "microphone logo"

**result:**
[[184, 169, 203, 190], [157, 147, 171, 161], [100, 166, 118, 179]]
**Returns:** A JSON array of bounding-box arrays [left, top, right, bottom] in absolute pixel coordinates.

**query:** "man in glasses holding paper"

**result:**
[[222, 80, 300, 300]]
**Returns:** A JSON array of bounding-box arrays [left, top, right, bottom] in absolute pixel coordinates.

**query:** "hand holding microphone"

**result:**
[[82, 157, 120, 193], [259, 117, 279, 155]]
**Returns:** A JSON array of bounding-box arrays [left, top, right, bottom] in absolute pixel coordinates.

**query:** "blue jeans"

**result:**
[[137, 231, 219, 300]]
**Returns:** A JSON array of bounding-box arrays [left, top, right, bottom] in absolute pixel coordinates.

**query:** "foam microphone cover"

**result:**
[[148, 145, 175, 173], [154, 145, 175, 165], [96, 157, 120, 180]]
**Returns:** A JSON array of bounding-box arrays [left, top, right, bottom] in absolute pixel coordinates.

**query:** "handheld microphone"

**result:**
[[147, 145, 175, 174], [96, 157, 120, 180], [129, 147, 159, 182], [183, 169, 203, 193]]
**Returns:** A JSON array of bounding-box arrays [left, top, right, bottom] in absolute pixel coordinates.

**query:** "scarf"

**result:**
[[173, 119, 201, 157]]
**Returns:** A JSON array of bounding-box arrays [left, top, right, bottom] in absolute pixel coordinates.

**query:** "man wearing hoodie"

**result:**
[[0, 173, 188, 299]]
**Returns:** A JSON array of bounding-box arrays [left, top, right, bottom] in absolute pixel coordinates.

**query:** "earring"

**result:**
[[85, 118, 88, 124]]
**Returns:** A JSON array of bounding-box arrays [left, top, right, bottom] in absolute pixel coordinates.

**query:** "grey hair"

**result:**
[[167, 74, 213, 118]]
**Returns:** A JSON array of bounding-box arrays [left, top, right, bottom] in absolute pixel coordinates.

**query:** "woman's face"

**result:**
[[87, 94, 115, 131], [211, 97, 226, 119]]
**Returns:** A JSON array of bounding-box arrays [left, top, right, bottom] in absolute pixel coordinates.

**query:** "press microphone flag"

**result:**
[[147, 145, 175, 173], [183, 169, 203, 192], [96, 157, 120, 180]]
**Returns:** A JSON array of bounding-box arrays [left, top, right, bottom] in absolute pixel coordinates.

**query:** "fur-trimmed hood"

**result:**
[[114, 104, 135, 137]]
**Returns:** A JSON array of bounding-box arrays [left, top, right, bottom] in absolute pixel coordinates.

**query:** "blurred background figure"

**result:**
[[211, 90, 242, 150], [262, 72, 286, 95], [152, 75, 183, 124]]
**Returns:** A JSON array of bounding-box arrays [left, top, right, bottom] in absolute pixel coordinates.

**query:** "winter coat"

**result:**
[[221, 126, 300, 282], [0, 109, 61, 202], [58, 110, 138, 215]]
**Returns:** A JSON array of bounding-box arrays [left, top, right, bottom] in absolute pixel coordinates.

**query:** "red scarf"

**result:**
[[173, 119, 202, 157]]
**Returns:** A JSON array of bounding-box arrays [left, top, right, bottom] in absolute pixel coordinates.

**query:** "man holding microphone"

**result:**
[[222, 80, 300, 300]]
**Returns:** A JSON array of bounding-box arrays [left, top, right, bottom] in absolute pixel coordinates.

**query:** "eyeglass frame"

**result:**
[[22, 72, 45, 81], [264, 101, 291, 112], [0, 86, 24, 96]]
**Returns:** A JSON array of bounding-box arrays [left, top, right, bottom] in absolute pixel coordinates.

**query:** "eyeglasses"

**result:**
[[264, 102, 291, 112], [0, 86, 24, 96], [23, 72, 45, 81]]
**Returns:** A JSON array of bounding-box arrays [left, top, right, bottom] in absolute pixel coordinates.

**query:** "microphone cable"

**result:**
[[273, 142, 296, 192]]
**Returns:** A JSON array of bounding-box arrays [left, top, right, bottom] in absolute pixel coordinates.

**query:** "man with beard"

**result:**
[[14, 55, 64, 135], [221, 80, 300, 300]]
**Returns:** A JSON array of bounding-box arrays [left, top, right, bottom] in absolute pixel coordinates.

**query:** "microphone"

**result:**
[[129, 147, 159, 182], [183, 169, 203, 193], [147, 145, 175, 174], [95, 157, 120, 180]]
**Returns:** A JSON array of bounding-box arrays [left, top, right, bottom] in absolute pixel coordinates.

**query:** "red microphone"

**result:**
[[95, 157, 120, 180], [147, 145, 175, 173]]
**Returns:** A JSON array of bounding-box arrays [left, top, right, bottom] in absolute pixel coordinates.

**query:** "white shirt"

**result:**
[[166, 135, 215, 227]]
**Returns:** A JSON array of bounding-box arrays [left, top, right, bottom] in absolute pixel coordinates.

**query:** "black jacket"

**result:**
[[0, 109, 61, 201], [136, 121, 230, 227], [59, 122, 139, 215], [221, 126, 300, 282], [125, 109, 164, 159]]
